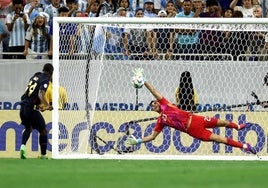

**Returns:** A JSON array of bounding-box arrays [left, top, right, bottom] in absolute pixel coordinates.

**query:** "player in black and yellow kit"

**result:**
[[19, 63, 53, 159]]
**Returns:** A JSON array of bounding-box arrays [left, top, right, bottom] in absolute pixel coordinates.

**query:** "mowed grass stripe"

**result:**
[[0, 159, 267, 188]]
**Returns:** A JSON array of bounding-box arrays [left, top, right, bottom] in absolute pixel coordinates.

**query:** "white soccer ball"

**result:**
[[132, 76, 144, 89]]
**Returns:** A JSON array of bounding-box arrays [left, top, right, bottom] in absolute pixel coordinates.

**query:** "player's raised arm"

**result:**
[[132, 68, 163, 100], [144, 81, 162, 100]]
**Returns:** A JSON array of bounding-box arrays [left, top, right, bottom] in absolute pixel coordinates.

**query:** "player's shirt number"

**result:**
[[25, 76, 39, 97]]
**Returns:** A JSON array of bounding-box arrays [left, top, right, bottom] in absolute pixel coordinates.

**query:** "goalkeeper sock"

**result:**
[[227, 122, 239, 130], [227, 138, 243, 149]]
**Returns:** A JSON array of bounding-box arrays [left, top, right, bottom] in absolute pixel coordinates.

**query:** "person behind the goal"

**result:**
[[127, 68, 257, 155]]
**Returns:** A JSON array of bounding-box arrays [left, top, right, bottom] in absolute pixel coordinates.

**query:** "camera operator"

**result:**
[[6, 0, 30, 59]]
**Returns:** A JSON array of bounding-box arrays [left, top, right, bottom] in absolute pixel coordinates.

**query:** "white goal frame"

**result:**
[[52, 17, 268, 160]]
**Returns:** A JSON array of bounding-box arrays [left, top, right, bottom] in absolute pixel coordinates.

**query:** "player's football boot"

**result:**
[[245, 143, 257, 154], [20, 145, 27, 159]]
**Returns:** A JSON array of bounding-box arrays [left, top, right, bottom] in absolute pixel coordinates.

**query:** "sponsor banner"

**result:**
[[1, 111, 267, 158], [0, 111, 52, 158]]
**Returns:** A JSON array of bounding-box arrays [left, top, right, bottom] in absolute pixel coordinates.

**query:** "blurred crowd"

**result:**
[[0, 0, 268, 60]]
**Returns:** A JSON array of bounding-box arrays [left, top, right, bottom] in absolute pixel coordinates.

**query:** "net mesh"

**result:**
[[52, 18, 268, 159]]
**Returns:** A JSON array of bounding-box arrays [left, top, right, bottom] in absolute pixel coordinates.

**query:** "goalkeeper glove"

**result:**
[[126, 135, 142, 145], [133, 68, 144, 77], [132, 68, 145, 88]]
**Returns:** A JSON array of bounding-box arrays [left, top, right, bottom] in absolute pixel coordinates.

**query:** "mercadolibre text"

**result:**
[[0, 101, 256, 111], [0, 114, 266, 153]]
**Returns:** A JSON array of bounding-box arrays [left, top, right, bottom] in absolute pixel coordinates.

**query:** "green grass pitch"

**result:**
[[1, 158, 267, 188]]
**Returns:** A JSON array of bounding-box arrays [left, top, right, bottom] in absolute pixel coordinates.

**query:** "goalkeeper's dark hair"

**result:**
[[43, 63, 54, 76], [149, 100, 156, 106]]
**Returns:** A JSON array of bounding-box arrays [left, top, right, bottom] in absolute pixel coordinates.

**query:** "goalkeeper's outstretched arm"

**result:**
[[142, 131, 160, 143], [127, 131, 160, 145], [144, 81, 163, 100], [132, 68, 163, 100], [128, 68, 163, 145]]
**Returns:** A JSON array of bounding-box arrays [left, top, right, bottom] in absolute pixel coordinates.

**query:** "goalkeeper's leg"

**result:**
[[209, 134, 256, 154], [216, 119, 252, 130], [188, 115, 257, 154]]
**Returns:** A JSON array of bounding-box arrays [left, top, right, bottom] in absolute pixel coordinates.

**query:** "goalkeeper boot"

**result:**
[[20, 145, 27, 159], [245, 143, 257, 154], [238, 123, 252, 130]]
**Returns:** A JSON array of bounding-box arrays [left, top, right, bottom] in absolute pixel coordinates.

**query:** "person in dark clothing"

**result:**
[[175, 71, 198, 112], [19, 63, 53, 159]]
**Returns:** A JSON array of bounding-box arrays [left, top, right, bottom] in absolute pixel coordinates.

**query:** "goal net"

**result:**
[[52, 17, 268, 160]]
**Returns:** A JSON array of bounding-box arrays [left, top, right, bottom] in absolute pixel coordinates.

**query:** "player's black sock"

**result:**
[[39, 135, 48, 155], [22, 129, 31, 145]]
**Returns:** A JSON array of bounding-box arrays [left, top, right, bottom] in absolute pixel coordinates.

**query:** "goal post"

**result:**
[[52, 17, 268, 160]]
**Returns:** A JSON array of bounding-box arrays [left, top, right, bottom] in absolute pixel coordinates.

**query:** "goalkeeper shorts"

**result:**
[[187, 115, 218, 141]]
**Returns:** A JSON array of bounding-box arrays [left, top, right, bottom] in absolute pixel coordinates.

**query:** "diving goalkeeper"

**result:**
[[128, 68, 257, 154]]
